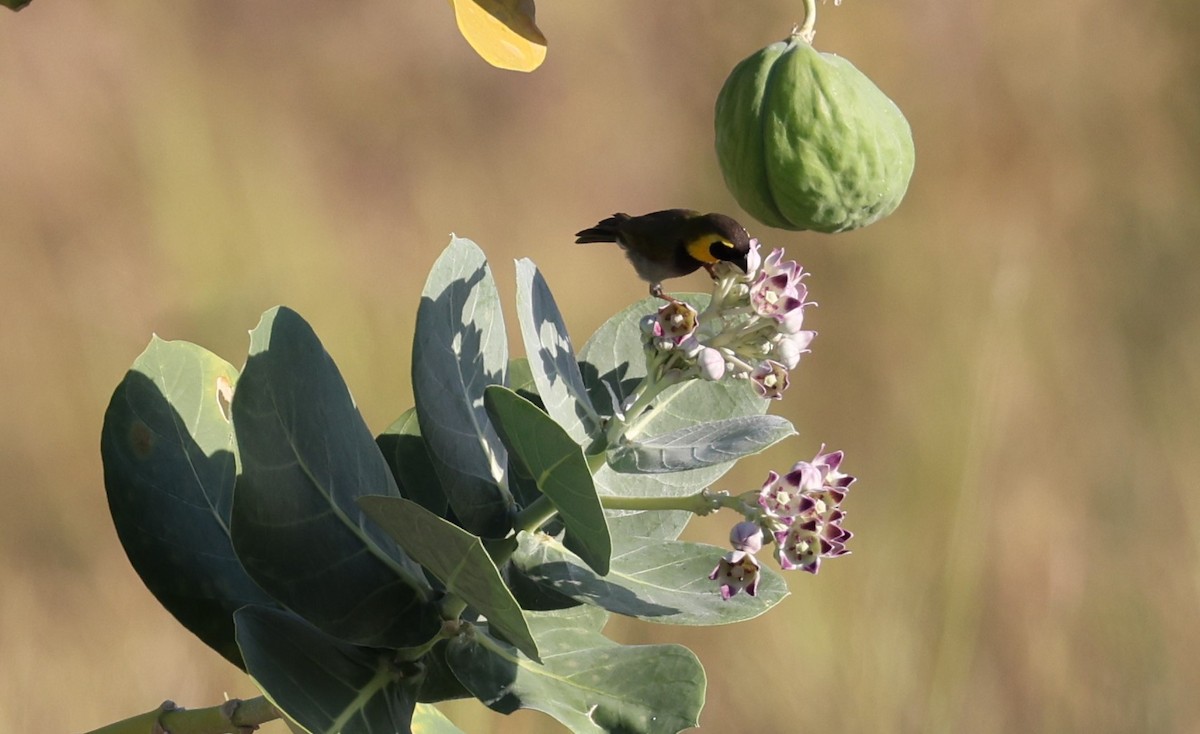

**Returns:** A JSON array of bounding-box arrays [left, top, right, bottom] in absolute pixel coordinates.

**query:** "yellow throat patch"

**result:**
[[685, 236, 734, 265]]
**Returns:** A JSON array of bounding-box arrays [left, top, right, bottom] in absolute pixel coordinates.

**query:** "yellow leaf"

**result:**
[[449, 0, 547, 73]]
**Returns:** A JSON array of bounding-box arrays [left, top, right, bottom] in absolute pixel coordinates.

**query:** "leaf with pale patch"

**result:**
[[413, 236, 512, 537], [101, 336, 275, 669], [446, 605, 704, 733]]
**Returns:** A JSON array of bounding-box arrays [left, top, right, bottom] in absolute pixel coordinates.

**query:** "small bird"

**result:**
[[575, 209, 752, 300]]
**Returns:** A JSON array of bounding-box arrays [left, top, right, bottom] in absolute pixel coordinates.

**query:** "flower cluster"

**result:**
[[709, 447, 855, 599], [640, 241, 816, 400]]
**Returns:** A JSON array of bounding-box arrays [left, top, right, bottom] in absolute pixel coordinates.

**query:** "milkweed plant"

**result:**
[[97, 236, 857, 734]]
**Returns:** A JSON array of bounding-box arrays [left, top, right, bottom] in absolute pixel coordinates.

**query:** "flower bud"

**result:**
[[729, 521, 764, 553], [697, 347, 727, 380], [775, 335, 803, 370]]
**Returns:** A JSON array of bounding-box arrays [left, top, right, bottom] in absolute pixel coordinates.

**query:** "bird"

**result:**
[[574, 209, 752, 300]]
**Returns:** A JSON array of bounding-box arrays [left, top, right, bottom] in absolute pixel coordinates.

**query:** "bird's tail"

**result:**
[[574, 213, 630, 244]]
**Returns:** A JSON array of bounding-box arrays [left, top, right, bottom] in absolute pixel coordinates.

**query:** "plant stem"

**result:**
[[439, 593, 469, 623], [512, 494, 559, 535], [798, 0, 817, 42], [599, 490, 720, 516], [612, 370, 683, 443], [585, 449, 607, 474], [84, 696, 280, 734]]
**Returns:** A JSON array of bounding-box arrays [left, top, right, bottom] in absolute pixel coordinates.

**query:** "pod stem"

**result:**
[[797, 0, 817, 43]]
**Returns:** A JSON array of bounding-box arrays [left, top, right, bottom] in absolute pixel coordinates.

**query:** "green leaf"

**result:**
[[511, 533, 788, 625], [507, 356, 537, 396], [358, 495, 539, 662], [232, 306, 440, 648], [504, 561, 580, 612], [515, 259, 599, 444], [504, 357, 549, 509], [609, 415, 795, 474], [235, 606, 418, 734], [377, 408, 449, 517], [413, 236, 512, 537], [412, 704, 465, 734], [100, 337, 276, 669], [1, 0, 33, 10], [446, 605, 704, 734], [484, 386, 611, 576], [415, 640, 472, 703], [579, 294, 768, 540]]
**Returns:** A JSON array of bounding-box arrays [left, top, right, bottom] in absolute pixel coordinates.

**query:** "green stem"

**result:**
[[439, 594, 469, 624], [612, 370, 683, 443], [798, 0, 817, 42], [603, 345, 673, 442], [512, 494, 559, 535], [585, 449, 608, 474], [394, 615, 458, 660], [701, 277, 736, 320], [599, 489, 726, 516], [84, 697, 280, 734]]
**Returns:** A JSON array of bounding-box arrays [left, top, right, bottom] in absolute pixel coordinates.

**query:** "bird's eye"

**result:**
[[710, 240, 736, 260]]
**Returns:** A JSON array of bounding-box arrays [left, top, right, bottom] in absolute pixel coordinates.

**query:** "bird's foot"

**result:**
[[650, 283, 680, 304]]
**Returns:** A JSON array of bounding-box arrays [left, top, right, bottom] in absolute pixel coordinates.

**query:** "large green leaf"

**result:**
[[579, 295, 768, 540], [413, 236, 512, 537], [446, 606, 704, 734], [100, 337, 275, 669], [376, 408, 449, 517], [231, 306, 440, 648], [358, 495, 539, 662], [484, 386, 611, 576], [515, 259, 599, 445], [608, 415, 795, 474], [415, 640, 472, 703], [511, 533, 788, 625], [504, 357, 546, 510], [235, 606, 419, 734]]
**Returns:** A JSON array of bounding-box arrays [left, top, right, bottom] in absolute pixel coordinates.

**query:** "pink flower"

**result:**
[[745, 449, 859, 580], [757, 470, 809, 521], [652, 300, 699, 344], [750, 360, 790, 399], [775, 514, 853, 574], [709, 550, 762, 599]]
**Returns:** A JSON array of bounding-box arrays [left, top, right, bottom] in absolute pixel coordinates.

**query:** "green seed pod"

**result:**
[[715, 34, 915, 233]]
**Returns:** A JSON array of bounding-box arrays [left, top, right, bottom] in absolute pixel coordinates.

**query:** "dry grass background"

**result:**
[[2, 1, 1198, 732]]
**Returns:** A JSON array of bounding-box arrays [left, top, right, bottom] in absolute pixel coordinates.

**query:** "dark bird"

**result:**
[[575, 209, 752, 300]]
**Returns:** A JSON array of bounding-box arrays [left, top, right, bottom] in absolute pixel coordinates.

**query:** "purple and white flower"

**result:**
[[715, 449, 857, 595], [709, 550, 762, 599], [638, 238, 817, 401]]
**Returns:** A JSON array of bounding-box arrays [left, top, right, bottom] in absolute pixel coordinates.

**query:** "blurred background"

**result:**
[[2, 1, 1198, 731]]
